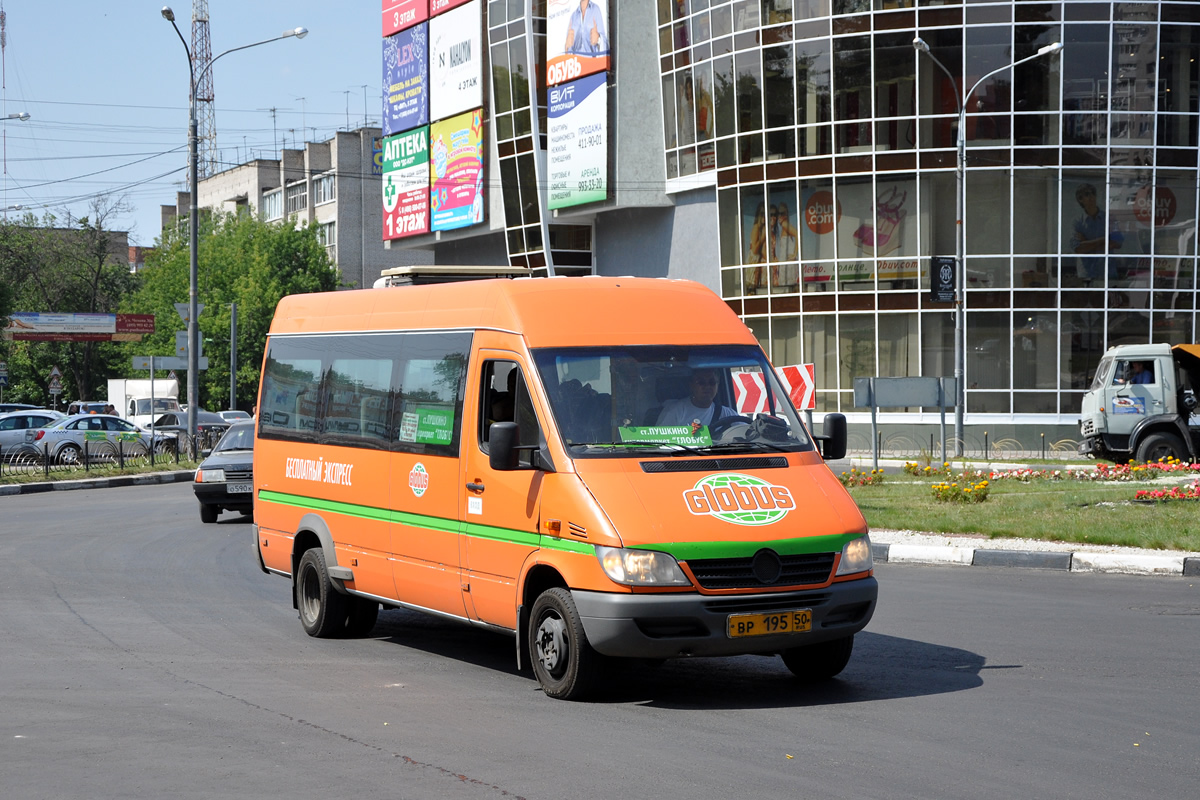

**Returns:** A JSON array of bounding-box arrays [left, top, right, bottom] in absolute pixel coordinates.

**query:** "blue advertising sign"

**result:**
[[383, 23, 428, 136]]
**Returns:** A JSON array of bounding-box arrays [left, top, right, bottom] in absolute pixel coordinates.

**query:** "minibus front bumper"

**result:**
[[572, 576, 878, 659]]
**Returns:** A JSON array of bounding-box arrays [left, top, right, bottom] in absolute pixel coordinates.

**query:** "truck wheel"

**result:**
[[296, 548, 349, 638], [781, 635, 854, 681], [199, 503, 218, 524], [529, 587, 599, 700], [1135, 432, 1186, 464]]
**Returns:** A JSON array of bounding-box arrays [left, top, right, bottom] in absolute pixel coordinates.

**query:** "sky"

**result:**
[[1, 1, 382, 246]]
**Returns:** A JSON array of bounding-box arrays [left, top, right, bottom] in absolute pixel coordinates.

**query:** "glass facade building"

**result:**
[[656, 0, 1197, 444]]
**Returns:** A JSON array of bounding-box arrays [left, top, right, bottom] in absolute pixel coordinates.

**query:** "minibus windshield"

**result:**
[[532, 345, 815, 457]]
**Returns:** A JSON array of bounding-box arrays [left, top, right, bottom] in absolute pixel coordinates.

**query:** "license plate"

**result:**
[[227, 483, 252, 494], [727, 608, 812, 638]]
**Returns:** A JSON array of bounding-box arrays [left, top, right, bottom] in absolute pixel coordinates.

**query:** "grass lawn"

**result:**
[[848, 478, 1200, 553]]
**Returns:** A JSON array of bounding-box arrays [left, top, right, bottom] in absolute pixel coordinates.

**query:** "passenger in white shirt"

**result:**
[[656, 369, 736, 428]]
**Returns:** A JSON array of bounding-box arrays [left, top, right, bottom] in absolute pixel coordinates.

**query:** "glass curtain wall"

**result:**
[[656, 1, 1198, 421]]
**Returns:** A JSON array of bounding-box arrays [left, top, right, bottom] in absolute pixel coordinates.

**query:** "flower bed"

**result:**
[[839, 468, 885, 487], [931, 479, 990, 503], [1134, 482, 1200, 503]]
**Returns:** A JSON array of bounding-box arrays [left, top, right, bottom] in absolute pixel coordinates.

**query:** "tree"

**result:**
[[123, 211, 341, 412], [0, 198, 136, 406]]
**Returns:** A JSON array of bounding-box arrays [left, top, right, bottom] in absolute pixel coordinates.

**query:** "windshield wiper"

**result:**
[[568, 440, 704, 454], [694, 440, 795, 454]]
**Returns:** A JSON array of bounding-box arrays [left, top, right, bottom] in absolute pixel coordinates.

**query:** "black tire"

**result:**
[[529, 587, 599, 700], [199, 503, 219, 524], [57, 443, 82, 465], [344, 597, 380, 637], [781, 635, 854, 682], [296, 548, 350, 638], [1135, 432, 1186, 464]]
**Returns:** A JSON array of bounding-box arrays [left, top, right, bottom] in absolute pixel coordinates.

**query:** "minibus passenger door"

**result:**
[[460, 357, 544, 630]]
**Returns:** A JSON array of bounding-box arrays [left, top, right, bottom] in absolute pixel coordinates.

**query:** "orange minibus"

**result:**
[[253, 276, 876, 699]]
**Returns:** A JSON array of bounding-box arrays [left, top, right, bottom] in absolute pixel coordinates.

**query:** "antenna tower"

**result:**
[[191, 0, 216, 182]]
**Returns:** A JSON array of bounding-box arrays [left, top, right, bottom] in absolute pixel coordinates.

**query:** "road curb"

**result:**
[[0, 470, 194, 496], [873, 541, 1196, 577]]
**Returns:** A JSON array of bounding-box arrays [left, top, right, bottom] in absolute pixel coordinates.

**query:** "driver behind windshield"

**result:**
[[656, 368, 736, 429]]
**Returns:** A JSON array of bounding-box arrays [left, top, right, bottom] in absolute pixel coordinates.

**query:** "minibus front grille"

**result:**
[[685, 552, 836, 590], [701, 593, 832, 614], [640, 456, 788, 473]]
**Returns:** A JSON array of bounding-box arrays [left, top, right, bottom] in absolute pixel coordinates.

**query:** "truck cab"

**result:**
[[1078, 343, 1200, 463]]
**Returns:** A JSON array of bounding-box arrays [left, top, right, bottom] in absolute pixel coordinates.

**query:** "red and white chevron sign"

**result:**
[[777, 364, 816, 410], [733, 364, 815, 413]]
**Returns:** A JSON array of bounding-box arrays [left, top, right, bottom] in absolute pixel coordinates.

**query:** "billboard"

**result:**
[[5, 313, 154, 342], [430, 109, 485, 232], [383, 128, 431, 240], [546, 0, 609, 86], [547, 72, 607, 210], [430, 0, 471, 13], [383, 0, 428, 37], [383, 24, 428, 137], [429, 0, 483, 122]]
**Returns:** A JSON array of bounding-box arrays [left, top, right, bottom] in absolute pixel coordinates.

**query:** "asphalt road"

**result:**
[[1, 483, 1197, 799]]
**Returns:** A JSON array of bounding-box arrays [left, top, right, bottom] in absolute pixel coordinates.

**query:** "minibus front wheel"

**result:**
[[529, 588, 600, 700]]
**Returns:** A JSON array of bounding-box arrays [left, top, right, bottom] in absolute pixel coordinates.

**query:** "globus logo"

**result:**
[[409, 462, 429, 497], [683, 473, 795, 526]]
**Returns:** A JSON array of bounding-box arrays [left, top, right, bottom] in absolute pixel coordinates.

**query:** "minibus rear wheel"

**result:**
[[529, 588, 599, 700], [781, 635, 854, 681], [296, 548, 349, 638]]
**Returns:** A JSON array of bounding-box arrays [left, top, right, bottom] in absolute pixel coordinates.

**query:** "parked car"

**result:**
[[0, 403, 39, 414], [0, 409, 65, 457], [217, 409, 253, 422], [149, 409, 231, 452], [22, 413, 167, 464], [193, 421, 254, 523]]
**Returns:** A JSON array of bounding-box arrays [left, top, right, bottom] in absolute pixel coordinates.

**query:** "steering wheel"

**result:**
[[708, 415, 753, 439]]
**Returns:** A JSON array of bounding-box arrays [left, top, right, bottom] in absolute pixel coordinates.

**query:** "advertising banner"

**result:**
[[429, 0, 482, 122], [383, 128, 431, 240], [547, 72, 607, 210], [546, 0, 610, 86], [383, 24, 428, 137], [430, 109, 485, 232], [798, 181, 919, 285], [430, 0, 471, 14], [383, 0, 428, 37]]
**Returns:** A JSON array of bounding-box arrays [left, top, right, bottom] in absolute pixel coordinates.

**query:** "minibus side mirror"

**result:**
[[813, 413, 847, 461], [489, 422, 521, 470]]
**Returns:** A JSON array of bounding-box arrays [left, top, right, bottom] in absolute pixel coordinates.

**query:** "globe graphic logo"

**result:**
[[688, 473, 792, 526]]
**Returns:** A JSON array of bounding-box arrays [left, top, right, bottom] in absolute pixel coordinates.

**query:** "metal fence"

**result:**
[[0, 429, 226, 480], [846, 431, 1084, 464]]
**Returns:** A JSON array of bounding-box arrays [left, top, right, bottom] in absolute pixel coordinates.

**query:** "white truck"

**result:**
[[1078, 343, 1200, 463], [107, 378, 182, 428]]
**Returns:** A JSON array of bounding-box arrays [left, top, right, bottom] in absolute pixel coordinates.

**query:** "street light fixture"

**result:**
[[3, 112, 30, 121], [161, 6, 306, 445], [914, 37, 1062, 456]]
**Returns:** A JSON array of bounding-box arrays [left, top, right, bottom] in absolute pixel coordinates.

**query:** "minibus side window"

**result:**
[[480, 360, 540, 466], [391, 333, 470, 456], [259, 337, 326, 443]]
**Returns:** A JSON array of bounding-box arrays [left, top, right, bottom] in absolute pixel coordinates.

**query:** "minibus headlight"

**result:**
[[835, 535, 873, 576], [595, 546, 691, 586], [196, 468, 226, 483]]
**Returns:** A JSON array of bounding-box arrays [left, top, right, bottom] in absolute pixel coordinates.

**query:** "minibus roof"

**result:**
[[270, 277, 757, 348]]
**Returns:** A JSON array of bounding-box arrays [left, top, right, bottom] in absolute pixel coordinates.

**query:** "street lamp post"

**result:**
[[161, 6, 306, 446], [914, 37, 1062, 456]]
